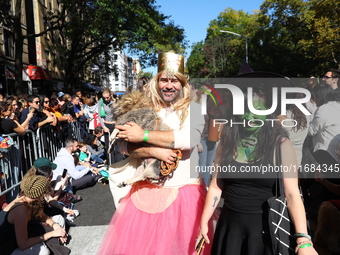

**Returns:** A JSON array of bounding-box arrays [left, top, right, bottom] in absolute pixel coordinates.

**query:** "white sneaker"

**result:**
[[73, 210, 80, 217], [66, 214, 75, 222]]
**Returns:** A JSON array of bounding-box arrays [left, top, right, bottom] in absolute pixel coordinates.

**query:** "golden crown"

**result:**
[[158, 52, 184, 76]]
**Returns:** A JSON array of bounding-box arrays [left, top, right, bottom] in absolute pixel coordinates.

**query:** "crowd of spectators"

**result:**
[[0, 88, 121, 254]]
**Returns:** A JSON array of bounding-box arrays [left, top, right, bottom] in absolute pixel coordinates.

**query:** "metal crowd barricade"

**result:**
[[0, 121, 90, 206], [14, 130, 38, 173], [0, 131, 38, 202], [36, 125, 64, 159], [72, 121, 81, 141]]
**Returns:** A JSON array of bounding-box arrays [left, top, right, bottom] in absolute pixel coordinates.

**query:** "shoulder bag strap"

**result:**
[[274, 135, 285, 197]]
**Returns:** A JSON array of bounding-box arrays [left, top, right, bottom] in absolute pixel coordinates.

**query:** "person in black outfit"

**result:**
[[0, 101, 28, 135], [197, 86, 317, 255]]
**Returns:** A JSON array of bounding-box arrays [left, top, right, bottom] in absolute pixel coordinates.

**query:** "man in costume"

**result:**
[[97, 52, 210, 255]]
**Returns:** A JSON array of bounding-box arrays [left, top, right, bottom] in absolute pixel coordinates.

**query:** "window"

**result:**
[[45, 50, 50, 68], [52, 53, 56, 68], [4, 30, 14, 58], [45, 50, 50, 61]]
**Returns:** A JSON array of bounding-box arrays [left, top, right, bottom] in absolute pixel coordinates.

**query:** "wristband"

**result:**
[[143, 130, 149, 142], [294, 233, 311, 241], [295, 241, 313, 253], [299, 243, 312, 249]]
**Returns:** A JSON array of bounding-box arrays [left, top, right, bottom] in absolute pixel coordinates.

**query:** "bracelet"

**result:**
[[52, 222, 60, 228], [296, 240, 311, 246], [143, 130, 149, 142], [294, 233, 311, 241]]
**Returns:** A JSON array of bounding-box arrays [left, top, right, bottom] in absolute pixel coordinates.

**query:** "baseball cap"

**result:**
[[58, 92, 65, 98], [34, 157, 57, 170]]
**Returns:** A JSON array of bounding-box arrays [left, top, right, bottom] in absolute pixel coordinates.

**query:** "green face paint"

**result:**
[[235, 95, 267, 162], [237, 96, 267, 135]]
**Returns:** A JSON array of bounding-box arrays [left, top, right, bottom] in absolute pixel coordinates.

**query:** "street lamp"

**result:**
[[220, 30, 248, 63]]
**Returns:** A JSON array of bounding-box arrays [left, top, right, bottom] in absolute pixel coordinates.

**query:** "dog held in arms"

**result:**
[[108, 91, 182, 188]]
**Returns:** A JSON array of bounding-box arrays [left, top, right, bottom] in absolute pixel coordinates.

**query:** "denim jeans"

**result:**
[[91, 153, 105, 164], [198, 138, 217, 186]]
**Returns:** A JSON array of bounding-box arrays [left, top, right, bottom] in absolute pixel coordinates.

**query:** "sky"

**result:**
[[143, 0, 265, 74]]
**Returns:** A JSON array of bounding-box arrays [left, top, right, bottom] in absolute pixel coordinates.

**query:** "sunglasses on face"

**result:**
[[44, 101, 50, 103], [33, 101, 40, 104]]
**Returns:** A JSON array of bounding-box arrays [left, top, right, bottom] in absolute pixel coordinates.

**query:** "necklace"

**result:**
[[241, 137, 258, 160]]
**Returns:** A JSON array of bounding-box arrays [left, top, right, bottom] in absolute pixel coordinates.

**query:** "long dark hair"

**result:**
[[35, 166, 53, 179], [215, 87, 287, 167], [83, 134, 97, 149], [312, 84, 340, 107], [286, 92, 308, 131]]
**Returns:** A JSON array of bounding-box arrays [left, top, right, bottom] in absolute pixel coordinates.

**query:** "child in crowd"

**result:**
[[78, 142, 92, 163]]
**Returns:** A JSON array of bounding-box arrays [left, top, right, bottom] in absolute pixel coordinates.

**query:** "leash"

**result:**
[[160, 150, 182, 176]]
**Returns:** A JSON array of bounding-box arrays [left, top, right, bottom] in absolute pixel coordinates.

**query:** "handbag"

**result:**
[[93, 113, 101, 127], [267, 137, 296, 255]]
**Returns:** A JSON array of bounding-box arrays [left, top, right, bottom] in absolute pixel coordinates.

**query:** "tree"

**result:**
[[257, 0, 340, 76], [188, 1, 340, 79], [187, 8, 260, 78], [48, 0, 187, 87]]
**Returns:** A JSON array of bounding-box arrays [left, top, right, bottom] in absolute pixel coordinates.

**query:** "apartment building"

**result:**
[[0, 0, 66, 95], [1, 1, 141, 95], [101, 49, 139, 93], [0, 0, 30, 95], [25, 0, 66, 93]]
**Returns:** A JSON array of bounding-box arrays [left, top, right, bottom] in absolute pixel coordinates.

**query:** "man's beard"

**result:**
[[160, 87, 182, 104]]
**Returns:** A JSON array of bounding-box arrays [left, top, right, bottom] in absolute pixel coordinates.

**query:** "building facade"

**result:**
[[1, 0, 141, 96], [101, 49, 139, 93], [0, 0, 30, 95]]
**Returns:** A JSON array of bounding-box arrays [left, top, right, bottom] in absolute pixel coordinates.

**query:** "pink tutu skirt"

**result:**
[[97, 181, 212, 255]]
